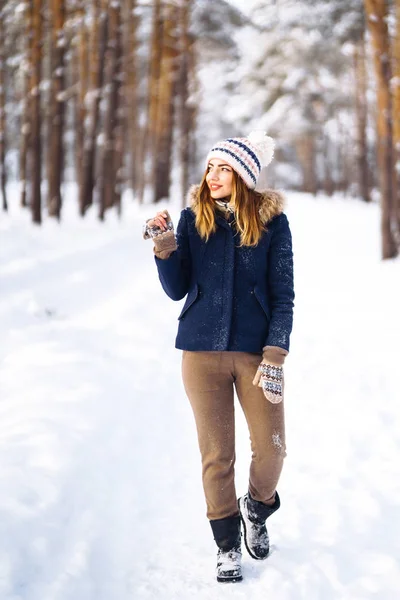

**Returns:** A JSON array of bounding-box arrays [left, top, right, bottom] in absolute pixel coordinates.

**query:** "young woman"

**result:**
[[143, 132, 294, 583]]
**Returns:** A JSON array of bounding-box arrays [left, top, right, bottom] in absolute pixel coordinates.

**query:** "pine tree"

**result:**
[[20, 2, 32, 208], [393, 0, 400, 237], [73, 0, 89, 195], [31, 0, 43, 224], [354, 35, 370, 202], [178, 0, 195, 200], [137, 0, 162, 204], [152, 1, 180, 203], [364, 0, 397, 258], [123, 0, 139, 196], [99, 0, 123, 220], [0, 3, 7, 212], [48, 0, 66, 219]]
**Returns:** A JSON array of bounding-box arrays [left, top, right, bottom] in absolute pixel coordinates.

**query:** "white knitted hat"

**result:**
[[206, 131, 275, 190]]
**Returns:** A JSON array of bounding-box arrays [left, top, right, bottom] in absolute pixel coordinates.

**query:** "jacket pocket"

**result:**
[[178, 283, 199, 320], [253, 285, 270, 321]]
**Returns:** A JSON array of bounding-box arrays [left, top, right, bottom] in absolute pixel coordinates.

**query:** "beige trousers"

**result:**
[[182, 351, 286, 520]]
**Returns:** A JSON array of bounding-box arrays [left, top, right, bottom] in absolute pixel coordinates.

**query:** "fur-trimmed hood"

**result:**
[[186, 184, 284, 224]]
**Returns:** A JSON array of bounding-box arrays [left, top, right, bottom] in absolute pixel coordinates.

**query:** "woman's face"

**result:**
[[206, 160, 233, 199]]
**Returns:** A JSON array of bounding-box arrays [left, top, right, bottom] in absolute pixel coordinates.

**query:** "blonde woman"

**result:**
[[143, 132, 294, 583]]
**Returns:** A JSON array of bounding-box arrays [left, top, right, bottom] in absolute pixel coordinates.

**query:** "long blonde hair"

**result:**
[[195, 170, 266, 246]]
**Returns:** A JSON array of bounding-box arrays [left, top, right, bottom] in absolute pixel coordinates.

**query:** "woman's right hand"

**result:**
[[143, 210, 176, 259], [147, 211, 169, 232], [143, 210, 173, 240]]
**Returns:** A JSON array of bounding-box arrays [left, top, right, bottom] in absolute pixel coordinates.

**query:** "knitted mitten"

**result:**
[[252, 346, 288, 404], [143, 210, 177, 259]]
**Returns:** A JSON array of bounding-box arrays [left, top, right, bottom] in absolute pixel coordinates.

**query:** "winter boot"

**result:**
[[238, 491, 280, 560], [210, 515, 243, 583]]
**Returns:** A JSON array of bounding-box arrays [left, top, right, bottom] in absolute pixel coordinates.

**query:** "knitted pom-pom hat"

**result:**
[[205, 131, 275, 190]]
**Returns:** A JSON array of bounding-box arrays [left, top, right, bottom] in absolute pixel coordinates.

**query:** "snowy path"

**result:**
[[1, 193, 400, 599]]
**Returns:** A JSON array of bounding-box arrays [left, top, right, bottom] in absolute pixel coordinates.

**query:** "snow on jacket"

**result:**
[[154, 185, 295, 353]]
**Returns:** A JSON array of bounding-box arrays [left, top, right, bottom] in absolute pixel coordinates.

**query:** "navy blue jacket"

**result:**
[[154, 187, 294, 353]]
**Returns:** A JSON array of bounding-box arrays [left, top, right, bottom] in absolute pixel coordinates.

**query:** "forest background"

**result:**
[[0, 0, 400, 260]]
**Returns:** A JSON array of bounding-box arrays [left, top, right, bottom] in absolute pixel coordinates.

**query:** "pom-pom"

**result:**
[[247, 130, 275, 167]]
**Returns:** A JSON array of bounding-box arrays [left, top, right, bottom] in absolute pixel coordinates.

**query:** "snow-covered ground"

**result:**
[[1, 184, 400, 600]]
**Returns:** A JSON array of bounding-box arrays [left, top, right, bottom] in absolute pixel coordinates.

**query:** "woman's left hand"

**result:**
[[253, 361, 284, 404], [252, 346, 288, 404]]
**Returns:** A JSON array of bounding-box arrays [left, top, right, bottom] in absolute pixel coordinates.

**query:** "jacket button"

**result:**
[[250, 290, 254, 294]]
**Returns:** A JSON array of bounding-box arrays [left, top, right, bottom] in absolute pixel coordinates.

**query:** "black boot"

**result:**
[[210, 515, 242, 583], [238, 491, 280, 560]]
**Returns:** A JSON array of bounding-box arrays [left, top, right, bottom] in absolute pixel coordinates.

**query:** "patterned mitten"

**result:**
[[252, 346, 288, 404], [143, 210, 177, 259], [258, 363, 284, 404]]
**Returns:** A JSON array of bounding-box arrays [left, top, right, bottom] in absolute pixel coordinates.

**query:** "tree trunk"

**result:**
[[20, 5, 33, 209], [20, 69, 31, 208], [364, 0, 397, 258], [111, 2, 125, 216], [48, 0, 66, 219], [341, 127, 353, 195], [115, 0, 138, 211], [79, 0, 108, 216], [122, 0, 139, 196], [152, 1, 180, 204], [137, 0, 162, 204], [186, 36, 198, 202], [322, 135, 334, 197], [393, 0, 400, 239], [99, 1, 122, 220], [179, 0, 191, 199], [31, 0, 43, 224], [354, 38, 371, 202], [297, 134, 317, 195], [0, 12, 7, 211], [74, 2, 88, 195]]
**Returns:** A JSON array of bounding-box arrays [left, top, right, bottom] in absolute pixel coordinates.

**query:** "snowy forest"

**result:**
[[1, 2, 400, 598], [0, 0, 400, 259]]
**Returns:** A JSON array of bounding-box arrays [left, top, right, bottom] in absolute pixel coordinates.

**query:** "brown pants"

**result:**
[[182, 351, 286, 521]]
